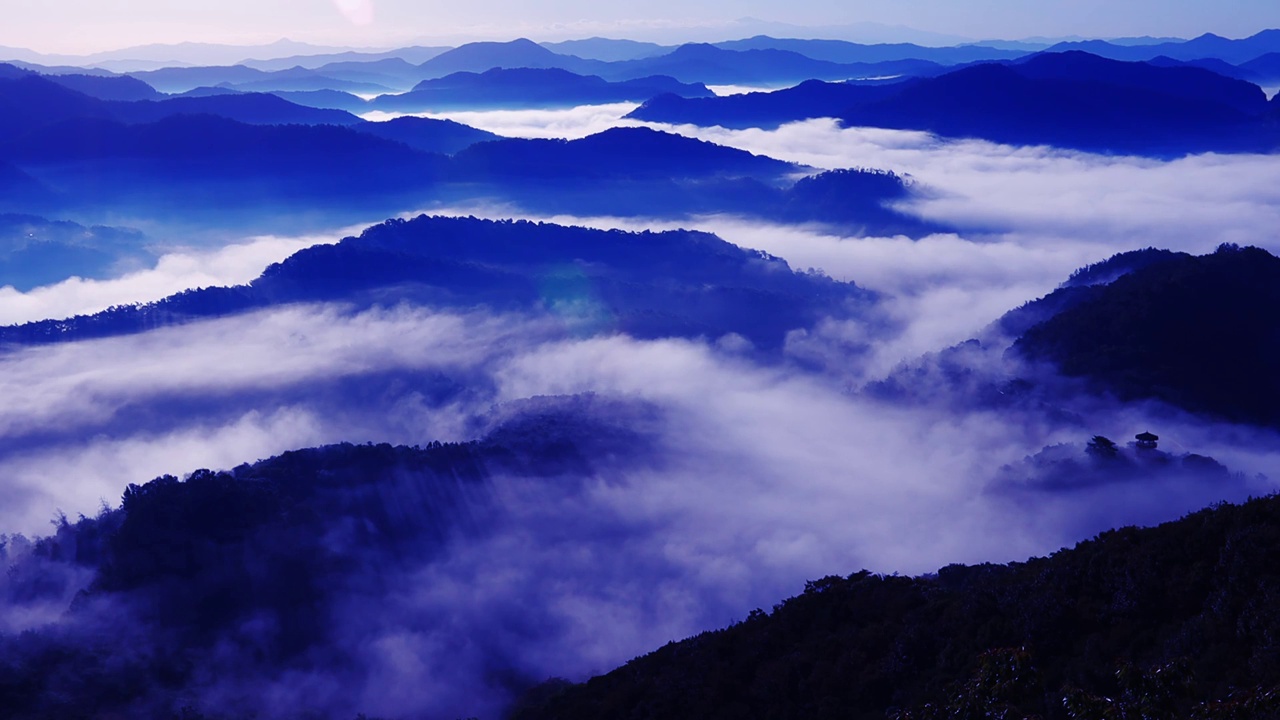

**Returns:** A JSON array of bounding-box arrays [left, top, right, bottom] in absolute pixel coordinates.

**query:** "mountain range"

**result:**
[[0, 215, 878, 352], [632, 51, 1278, 155], [4, 25, 1280, 720], [368, 68, 713, 111], [510, 491, 1280, 720], [0, 69, 935, 234], [1013, 243, 1280, 427]]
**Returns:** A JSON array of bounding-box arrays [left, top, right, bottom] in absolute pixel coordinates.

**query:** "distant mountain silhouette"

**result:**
[[126, 63, 395, 95], [0, 63, 28, 80], [107, 92, 362, 126], [44, 72, 163, 101], [1241, 52, 1280, 85], [841, 54, 1278, 154], [408, 39, 949, 87], [0, 162, 54, 211], [242, 45, 450, 72], [173, 86, 241, 98], [1011, 50, 1268, 115], [0, 215, 878, 352], [438, 127, 937, 232], [0, 113, 448, 226], [1013, 244, 1280, 427], [1045, 29, 1280, 65], [627, 79, 908, 128], [126, 64, 272, 93], [268, 88, 371, 112], [0, 73, 115, 137], [630, 52, 1278, 154], [0, 71, 361, 133], [449, 126, 790, 181], [353, 115, 500, 154], [1146, 55, 1261, 84], [600, 43, 941, 85], [540, 38, 671, 62], [308, 56, 437, 89], [369, 67, 712, 111], [226, 74, 393, 95], [712, 35, 1025, 64], [0, 73, 934, 233], [417, 38, 600, 78], [0, 214, 152, 290]]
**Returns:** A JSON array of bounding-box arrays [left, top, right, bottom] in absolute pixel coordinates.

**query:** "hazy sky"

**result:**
[[4, 0, 1279, 54]]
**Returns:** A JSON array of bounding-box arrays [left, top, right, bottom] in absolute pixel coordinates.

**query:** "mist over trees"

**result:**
[[3, 19, 1280, 720]]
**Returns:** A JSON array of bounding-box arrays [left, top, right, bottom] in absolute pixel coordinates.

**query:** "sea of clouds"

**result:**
[[3, 107, 1279, 718]]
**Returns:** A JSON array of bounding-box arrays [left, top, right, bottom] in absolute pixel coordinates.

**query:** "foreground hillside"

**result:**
[[511, 492, 1280, 720], [0, 395, 659, 719]]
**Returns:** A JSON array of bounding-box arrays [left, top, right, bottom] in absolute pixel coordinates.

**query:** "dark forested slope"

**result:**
[[1014, 244, 1280, 427], [511, 493, 1280, 720], [0, 215, 879, 351], [0, 394, 657, 720]]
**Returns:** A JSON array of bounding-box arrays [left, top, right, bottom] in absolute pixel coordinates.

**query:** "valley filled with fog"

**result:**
[[3, 27, 1280, 720]]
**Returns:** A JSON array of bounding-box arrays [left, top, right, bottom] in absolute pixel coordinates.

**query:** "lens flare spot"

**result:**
[[331, 0, 374, 26]]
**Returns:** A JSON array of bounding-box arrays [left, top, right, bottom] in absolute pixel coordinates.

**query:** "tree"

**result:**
[[1086, 435, 1120, 460]]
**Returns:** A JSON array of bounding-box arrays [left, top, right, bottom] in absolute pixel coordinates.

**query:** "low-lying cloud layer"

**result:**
[[0, 229, 356, 326], [360, 102, 646, 139], [4, 296, 1272, 718], [4, 109, 1280, 718]]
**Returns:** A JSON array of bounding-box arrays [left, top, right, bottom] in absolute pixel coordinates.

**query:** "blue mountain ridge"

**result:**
[[0, 214, 880, 353]]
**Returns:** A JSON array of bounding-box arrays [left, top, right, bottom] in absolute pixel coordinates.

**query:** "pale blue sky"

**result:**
[[4, 0, 1279, 54]]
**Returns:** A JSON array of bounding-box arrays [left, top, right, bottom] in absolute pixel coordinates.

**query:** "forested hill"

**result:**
[[1013, 243, 1280, 427], [510, 493, 1280, 720], [0, 215, 878, 351], [0, 393, 661, 719]]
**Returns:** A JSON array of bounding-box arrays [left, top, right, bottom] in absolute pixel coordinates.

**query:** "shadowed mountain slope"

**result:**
[[0, 214, 152, 290], [1011, 50, 1268, 115], [511, 493, 1280, 720], [627, 79, 909, 128], [1013, 244, 1280, 427], [601, 43, 942, 84], [43, 72, 163, 101], [0, 80, 929, 232], [442, 128, 937, 233], [630, 52, 1277, 155], [370, 67, 712, 111], [712, 35, 1027, 64], [0, 395, 659, 719], [354, 115, 501, 154], [0, 215, 879, 352], [418, 38, 599, 78], [1044, 29, 1280, 65], [842, 57, 1277, 154]]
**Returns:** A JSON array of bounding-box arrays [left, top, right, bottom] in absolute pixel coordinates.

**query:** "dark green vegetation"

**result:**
[[1015, 244, 1280, 427], [0, 215, 879, 351], [510, 493, 1280, 720]]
